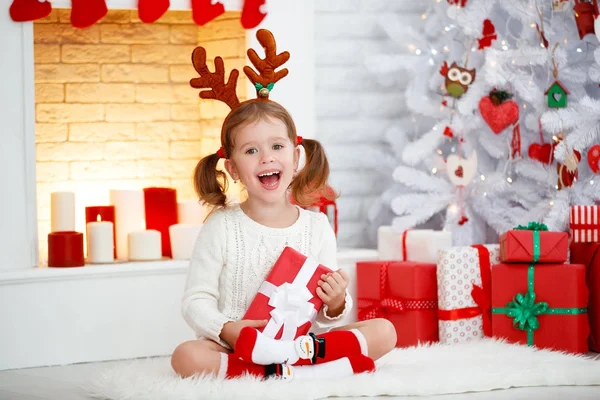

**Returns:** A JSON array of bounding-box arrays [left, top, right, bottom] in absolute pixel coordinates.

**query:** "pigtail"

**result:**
[[290, 138, 338, 207], [193, 152, 228, 213]]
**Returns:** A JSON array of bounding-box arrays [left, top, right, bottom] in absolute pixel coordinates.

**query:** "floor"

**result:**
[[1, 358, 600, 400]]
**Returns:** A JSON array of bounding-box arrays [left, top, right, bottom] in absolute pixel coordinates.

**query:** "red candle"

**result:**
[[143, 187, 177, 258], [85, 206, 116, 258], [48, 231, 85, 267]]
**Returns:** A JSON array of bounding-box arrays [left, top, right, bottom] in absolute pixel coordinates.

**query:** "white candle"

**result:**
[[86, 221, 114, 264], [110, 190, 145, 260], [128, 230, 162, 261], [169, 223, 203, 260], [51, 191, 75, 232], [177, 200, 208, 225]]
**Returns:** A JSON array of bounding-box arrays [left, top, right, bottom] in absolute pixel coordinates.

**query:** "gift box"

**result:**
[[377, 226, 452, 264], [569, 242, 600, 352], [243, 246, 332, 340], [437, 244, 500, 344], [357, 261, 438, 348], [491, 263, 589, 354], [570, 205, 600, 243], [500, 222, 568, 263]]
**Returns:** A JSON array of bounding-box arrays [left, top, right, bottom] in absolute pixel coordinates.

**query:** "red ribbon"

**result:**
[[438, 245, 492, 336], [571, 224, 600, 230], [357, 262, 437, 321]]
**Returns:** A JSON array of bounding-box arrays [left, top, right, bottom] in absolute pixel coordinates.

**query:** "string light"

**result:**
[[550, 201, 554, 206], [506, 177, 513, 183], [480, 175, 486, 181], [431, 49, 438, 55], [577, 48, 582, 53], [591, 180, 595, 185], [415, 49, 422, 55], [436, 149, 443, 155], [421, 14, 427, 20], [432, 167, 438, 174]]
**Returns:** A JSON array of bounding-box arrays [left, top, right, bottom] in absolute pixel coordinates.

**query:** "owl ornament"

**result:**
[[440, 62, 476, 99]]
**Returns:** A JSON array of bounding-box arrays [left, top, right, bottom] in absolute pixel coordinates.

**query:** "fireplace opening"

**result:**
[[34, 9, 248, 265]]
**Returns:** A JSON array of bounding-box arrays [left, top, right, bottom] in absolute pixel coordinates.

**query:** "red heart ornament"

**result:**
[[588, 145, 600, 174], [528, 142, 554, 165], [455, 165, 464, 178], [458, 215, 469, 225], [9, 0, 52, 22], [478, 96, 520, 134], [443, 126, 454, 138]]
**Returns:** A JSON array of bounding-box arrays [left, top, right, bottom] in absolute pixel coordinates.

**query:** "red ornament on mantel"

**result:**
[[241, 0, 267, 29], [191, 0, 225, 26], [71, 0, 107, 29], [573, 0, 599, 40], [138, 0, 170, 23], [48, 231, 85, 268], [144, 187, 178, 258], [9, 0, 52, 22]]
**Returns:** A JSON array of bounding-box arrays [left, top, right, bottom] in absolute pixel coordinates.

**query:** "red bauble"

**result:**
[[191, 0, 225, 26], [479, 96, 520, 134], [138, 0, 170, 23], [528, 142, 555, 165], [9, 0, 52, 22], [71, 0, 107, 28], [241, 0, 267, 29], [588, 145, 600, 174]]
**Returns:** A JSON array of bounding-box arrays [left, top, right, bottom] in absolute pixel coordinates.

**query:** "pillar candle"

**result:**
[[48, 231, 84, 267], [110, 190, 144, 260], [51, 191, 75, 232], [128, 230, 162, 261], [85, 206, 116, 258], [144, 187, 177, 258], [169, 223, 203, 260], [177, 200, 208, 225], [86, 221, 114, 264]]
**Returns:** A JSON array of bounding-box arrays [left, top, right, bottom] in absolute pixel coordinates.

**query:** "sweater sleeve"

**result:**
[[181, 211, 234, 347], [313, 213, 353, 328]]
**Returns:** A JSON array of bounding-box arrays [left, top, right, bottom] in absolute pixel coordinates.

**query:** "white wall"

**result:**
[[0, 16, 38, 271], [313, 0, 426, 248]]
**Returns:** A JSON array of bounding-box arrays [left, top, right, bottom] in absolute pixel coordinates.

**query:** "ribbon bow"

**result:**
[[503, 290, 548, 331], [266, 282, 315, 340], [514, 222, 548, 232]]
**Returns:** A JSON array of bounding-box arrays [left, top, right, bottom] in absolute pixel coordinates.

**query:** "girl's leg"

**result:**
[[330, 318, 397, 361]]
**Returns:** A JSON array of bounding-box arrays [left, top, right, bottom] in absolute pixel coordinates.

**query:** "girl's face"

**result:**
[[224, 116, 299, 206]]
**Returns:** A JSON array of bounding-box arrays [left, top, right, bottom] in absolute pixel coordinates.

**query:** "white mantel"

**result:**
[[0, 0, 314, 271]]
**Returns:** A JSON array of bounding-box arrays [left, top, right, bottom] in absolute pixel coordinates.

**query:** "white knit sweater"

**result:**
[[181, 204, 352, 348]]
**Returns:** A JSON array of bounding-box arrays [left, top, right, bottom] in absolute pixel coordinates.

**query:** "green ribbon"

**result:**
[[492, 263, 587, 346], [514, 222, 548, 232], [255, 82, 275, 92], [512, 221, 548, 263]]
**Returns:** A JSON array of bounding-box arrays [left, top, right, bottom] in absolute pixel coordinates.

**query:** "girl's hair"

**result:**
[[193, 100, 336, 212]]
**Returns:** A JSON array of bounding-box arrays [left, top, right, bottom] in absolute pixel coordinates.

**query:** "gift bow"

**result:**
[[514, 222, 548, 232], [503, 290, 548, 332], [262, 281, 316, 340]]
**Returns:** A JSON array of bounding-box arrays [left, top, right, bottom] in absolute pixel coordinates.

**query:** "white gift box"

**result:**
[[378, 226, 452, 264]]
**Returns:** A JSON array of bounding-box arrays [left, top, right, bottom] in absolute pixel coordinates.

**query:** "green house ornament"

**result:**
[[545, 80, 569, 108]]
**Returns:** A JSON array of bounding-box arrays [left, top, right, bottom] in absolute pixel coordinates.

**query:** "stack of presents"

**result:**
[[358, 205, 600, 354]]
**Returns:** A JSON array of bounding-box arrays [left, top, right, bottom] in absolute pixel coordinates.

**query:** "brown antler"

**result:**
[[190, 47, 240, 109], [244, 29, 290, 99]]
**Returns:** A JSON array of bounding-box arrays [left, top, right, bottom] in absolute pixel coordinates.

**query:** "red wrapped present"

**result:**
[[569, 242, 600, 352], [570, 205, 600, 243], [243, 246, 332, 340], [491, 263, 589, 354], [500, 222, 568, 263], [356, 261, 438, 348]]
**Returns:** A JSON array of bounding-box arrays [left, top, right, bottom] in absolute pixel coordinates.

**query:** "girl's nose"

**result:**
[[260, 152, 275, 163]]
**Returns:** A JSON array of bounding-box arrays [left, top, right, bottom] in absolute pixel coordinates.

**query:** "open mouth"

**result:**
[[257, 170, 281, 189]]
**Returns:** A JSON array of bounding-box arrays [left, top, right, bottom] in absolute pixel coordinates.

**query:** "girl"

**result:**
[[170, 100, 397, 381], [171, 29, 396, 381]]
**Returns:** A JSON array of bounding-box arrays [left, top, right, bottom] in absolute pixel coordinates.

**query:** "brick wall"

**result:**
[[314, 0, 426, 248], [34, 9, 246, 262]]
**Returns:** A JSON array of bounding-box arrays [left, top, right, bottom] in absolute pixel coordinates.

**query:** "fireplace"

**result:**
[[33, 9, 249, 264]]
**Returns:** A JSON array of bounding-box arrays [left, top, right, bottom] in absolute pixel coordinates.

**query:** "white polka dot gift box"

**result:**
[[437, 244, 500, 345]]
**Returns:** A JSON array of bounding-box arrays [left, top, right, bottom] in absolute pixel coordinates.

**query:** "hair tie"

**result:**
[[216, 147, 227, 159], [296, 136, 303, 146]]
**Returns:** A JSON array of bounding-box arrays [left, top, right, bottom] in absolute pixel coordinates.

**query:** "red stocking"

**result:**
[[71, 0, 108, 29], [241, 0, 267, 29], [9, 0, 52, 22], [191, 0, 225, 26], [138, 0, 170, 23]]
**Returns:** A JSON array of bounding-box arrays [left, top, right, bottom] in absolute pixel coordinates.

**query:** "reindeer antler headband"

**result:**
[[190, 29, 295, 159]]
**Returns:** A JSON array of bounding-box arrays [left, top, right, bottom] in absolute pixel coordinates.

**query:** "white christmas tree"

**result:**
[[368, 0, 600, 245]]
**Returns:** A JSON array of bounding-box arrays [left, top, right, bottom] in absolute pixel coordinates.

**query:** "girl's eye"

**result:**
[[273, 144, 283, 150], [245, 148, 257, 154]]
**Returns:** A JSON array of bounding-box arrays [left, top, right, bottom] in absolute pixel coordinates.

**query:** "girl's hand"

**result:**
[[221, 319, 267, 349], [316, 269, 350, 316]]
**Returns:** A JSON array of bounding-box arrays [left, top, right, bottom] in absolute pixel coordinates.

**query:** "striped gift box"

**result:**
[[570, 205, 600, 243]]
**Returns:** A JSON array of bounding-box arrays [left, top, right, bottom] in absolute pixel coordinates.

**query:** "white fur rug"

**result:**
[[86, 339, 600, 400]]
